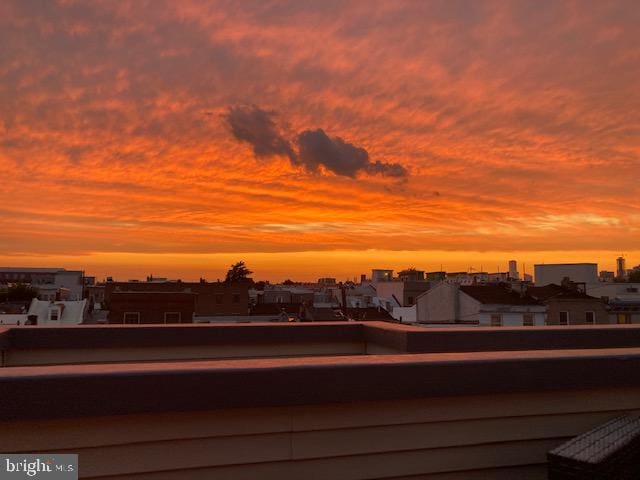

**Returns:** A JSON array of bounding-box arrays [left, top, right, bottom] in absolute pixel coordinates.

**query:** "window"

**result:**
[[617, 314, 631, 325], [215, 294, 223, 305], [49, 308, 60, 321], [232, 293, 240, 304], [523, 313, 534, 326], [585, 311, 595, 324], [407, 296, 414, 305], [490, 314, 502, 327], [559, 311, 569, 325], [164, 312, 181, 324], [123, 312, 140, 324]]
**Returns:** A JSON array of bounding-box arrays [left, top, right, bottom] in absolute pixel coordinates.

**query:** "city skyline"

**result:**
[[0, 250, 635, 283], [1, 1, 639, 278]]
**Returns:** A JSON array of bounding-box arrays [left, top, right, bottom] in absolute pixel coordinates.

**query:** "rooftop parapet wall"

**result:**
[[3, 322, 640, 479], [4, 322, 640, 355], [2, 323, 640, 422], [2, 347, 640, 422]]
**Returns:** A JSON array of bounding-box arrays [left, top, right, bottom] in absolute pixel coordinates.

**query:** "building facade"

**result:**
[[104, 281, 249, 317], [108, 292, 196, 324], [416, 282, 546, 326], [534, 263, 598, 286]]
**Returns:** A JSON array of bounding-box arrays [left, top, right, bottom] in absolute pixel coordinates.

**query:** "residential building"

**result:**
[[528, 281, 609, 325], [599, 270, 615, 282], [34, 284, 71, 301], [104, 281, 249, 317], [373, 280, 430, 308], [86, 283, 106, 306], [262, 289, 293, 304], [416, 282, 545, 326], [608, 300, 640, 324], [248, 303, 394, 322], [426, 271, 446, 282], [586, 282, 640, 302], [371, 269, 393, 282], [534, 263, 598, 286], [0, 267, 84, 300], [108, 291, 196, 324], [26, 298, 87, 325], [587, 281, 640, 324], [397, 269, 425, 282], [445, 271, 510, 286]]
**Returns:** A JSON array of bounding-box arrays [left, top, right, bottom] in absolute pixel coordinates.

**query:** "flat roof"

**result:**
[[534, 263, 598, 266]]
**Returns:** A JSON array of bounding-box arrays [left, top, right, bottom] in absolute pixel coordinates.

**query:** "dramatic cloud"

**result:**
[[223, 105, 296, 162], [1, 0, 639, 279], [297, 129, 407, 178], [225, 106, 408, 178]]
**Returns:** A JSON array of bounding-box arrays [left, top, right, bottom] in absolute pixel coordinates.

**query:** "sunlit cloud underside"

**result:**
[[1, 1, 638, 278]]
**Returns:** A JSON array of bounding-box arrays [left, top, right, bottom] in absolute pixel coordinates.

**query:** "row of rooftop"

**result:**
[[1, 260, 639, 327]]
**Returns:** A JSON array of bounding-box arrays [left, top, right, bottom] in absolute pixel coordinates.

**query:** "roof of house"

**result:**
[[460, 285, 542, 306], [527, 284, 599, 301], [249, 303, 394, 321], [27, 299, 87, 325]]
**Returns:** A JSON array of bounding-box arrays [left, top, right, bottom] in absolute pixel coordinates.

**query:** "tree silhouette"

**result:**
[[225, 261, 253, 283], [0, 283, 39, 302]]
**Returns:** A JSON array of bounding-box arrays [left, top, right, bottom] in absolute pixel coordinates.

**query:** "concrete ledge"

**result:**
[[0, 322, 364, 350], [4, 322, 640, 353], [2, 347, 640, 421], [403, 325, 640, 353]]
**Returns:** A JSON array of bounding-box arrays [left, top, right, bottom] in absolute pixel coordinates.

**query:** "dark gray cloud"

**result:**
[[225, 105, 408, 178], [297, 129, 407, 178], [223, 105, 296, 162]]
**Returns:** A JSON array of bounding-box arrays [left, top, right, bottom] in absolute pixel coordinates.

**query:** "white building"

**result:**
[[534, 263, 598, 286], [26, 299, 87, 325], [391, 305, 417, 323], [416, 282, 546, 327], [371, 269, 393, 282], [508, 260, 519, 280], [0, 267, 84, 300]]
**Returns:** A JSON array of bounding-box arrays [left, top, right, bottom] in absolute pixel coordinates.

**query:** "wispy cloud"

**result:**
[[0, 0, 639, 272]]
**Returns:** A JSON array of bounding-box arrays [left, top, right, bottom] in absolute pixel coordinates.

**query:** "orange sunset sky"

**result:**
[[1, 1, 639, 281]]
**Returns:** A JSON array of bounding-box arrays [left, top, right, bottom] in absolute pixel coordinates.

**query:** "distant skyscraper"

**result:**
[[616, 256, 627, 279], [508, 260, 519, 280]]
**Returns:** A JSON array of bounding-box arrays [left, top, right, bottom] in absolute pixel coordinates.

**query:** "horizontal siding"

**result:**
[[376, 464, 546, 479], [86, 440, 563, 480], [3, 388, 640, 479]]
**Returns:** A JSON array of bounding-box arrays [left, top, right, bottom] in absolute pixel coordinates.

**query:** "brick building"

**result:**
[[108, 292, 196, 324], [104, 281, 249, 320]]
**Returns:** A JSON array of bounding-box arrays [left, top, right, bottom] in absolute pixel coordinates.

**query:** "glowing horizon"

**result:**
[[1, 1, 638, 280], [0, 249, 636, 283]]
